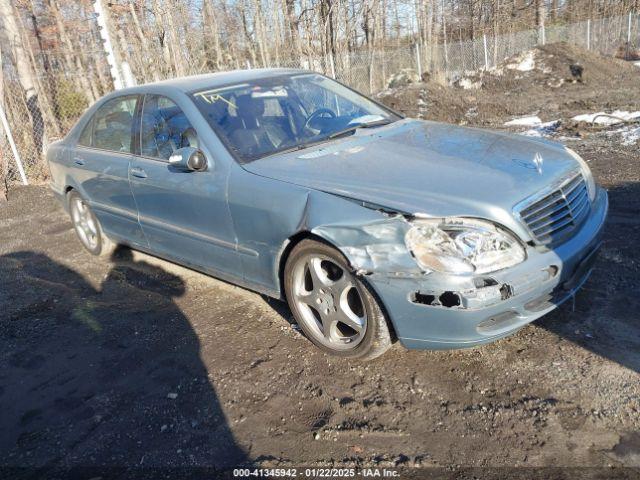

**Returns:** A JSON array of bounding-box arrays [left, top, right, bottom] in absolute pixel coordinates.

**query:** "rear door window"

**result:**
[[91, 96, 138, 153], [140, 95, 198, 161]]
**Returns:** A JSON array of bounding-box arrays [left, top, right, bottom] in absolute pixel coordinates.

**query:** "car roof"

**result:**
[[114, 68, 309, 96]]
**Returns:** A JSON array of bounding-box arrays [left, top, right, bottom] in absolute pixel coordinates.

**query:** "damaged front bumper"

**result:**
[[365, 187, 608, 350]]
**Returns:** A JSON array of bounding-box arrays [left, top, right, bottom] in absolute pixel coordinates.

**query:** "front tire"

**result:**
[[67, 190, 115, 257], [284, 239, 392, 360]]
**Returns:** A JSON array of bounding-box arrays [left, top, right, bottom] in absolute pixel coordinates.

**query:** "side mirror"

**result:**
[[169, 147, 208, 172]]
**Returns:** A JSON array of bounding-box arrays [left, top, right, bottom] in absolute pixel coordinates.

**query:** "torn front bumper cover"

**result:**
[[316, 188, 608, 350]]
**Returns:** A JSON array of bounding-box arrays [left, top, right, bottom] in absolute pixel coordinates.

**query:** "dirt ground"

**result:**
[[2, 44, 640, 479]]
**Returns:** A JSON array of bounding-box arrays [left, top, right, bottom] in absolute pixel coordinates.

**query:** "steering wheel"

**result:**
[[304, 108, 337, 130]]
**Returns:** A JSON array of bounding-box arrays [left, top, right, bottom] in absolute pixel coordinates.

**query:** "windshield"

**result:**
[[191, 73, 399, 163]]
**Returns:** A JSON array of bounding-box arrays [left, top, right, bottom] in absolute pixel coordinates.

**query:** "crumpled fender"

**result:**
[[280, 189, 425, 277], [311, 215, 423, 277]]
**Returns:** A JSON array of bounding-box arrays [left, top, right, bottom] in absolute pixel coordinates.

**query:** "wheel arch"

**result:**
[[277, 230, 398, 340], [277, 230, 338, 301], [62, 178, 83, 211], [63, 184, 76, 211]]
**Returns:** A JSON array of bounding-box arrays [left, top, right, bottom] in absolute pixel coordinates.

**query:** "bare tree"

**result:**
[[47, 0, 98, 102], [0, 0, 47, 155]]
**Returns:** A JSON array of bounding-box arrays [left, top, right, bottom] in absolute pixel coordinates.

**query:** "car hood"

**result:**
[[243, 119, 580, 239]]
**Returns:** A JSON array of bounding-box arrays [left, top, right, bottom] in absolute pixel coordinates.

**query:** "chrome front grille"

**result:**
[[516, 171, 590, 245]]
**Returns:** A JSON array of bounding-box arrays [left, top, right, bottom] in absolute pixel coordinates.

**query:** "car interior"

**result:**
[[202, 88, 369, 160], [93, 110, 134, 152], [140, 97, 199, 160]]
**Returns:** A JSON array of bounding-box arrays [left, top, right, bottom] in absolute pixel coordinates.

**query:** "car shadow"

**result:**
[[0, 247, 248, 475], [536, 181, 640, 374]]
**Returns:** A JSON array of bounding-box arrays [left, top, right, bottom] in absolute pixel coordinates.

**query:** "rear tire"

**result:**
[[67, 190, 116, 257], [284, 239, 392, 361]]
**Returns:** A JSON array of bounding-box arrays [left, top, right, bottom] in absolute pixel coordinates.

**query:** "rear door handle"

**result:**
[[73, 157, 85, 166], [130, 167, 147, 179]]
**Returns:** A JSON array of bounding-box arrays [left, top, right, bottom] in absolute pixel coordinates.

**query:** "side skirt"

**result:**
[[104, 235, 283, 300]]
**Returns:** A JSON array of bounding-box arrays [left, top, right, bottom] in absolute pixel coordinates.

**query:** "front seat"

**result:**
[[230, 95, 279, 157], [140, 109, 178, 159]]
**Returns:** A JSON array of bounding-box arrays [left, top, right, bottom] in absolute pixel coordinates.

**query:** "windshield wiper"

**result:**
[[268, 143, 309, 157], [328, 119, 393, 139]]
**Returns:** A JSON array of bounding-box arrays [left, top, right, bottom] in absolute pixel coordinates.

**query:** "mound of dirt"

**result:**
[[376, 43, 640, 132], [376, 81, 469, 124], [454, 42, 639, 92]]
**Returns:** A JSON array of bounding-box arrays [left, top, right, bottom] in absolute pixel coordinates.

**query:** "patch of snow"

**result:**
[[572, 110, 640, 125], [634, 61, 640, 68], [557, 136, 580, 141], [602, 123, 640, 145], [458, 78, 482, 90], [506, 51, 535, 72], [386, 69, 419, 89], [548, 78, 564, 88], [522, 130, 542, 137], [619, 125, 640, 145], [504, 115, 542, 127], [516, 51, 535, 71], [522, 120, 561, 137], [375, 89, 394, 97], [465, 107, 479, 119]]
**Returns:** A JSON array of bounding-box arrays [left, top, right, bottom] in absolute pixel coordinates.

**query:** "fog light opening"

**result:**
[[411, 292, 436, 306], [439, 291, 461, 308]]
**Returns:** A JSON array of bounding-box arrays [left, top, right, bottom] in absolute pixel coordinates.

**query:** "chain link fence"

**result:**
[[1, 13, 639, 188], [424, 13, 640, 81], [2, 71, 94, 183]]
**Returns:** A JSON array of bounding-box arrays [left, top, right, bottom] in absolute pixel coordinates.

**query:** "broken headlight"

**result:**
[[565, 148, 596, 201], [405, 218, 526, 275]]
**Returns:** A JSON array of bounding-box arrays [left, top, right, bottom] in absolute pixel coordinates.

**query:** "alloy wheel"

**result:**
[[291, 253, 367, 350], [71, 196, 99, 251]]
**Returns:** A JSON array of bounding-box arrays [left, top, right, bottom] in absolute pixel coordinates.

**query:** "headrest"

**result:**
[[209, 98, 229, 122], [236, 94, 265, 120]]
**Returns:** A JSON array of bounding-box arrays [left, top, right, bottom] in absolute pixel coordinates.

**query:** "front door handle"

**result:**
[[73, 157, 85, 166], [130, 167, 147, 179]]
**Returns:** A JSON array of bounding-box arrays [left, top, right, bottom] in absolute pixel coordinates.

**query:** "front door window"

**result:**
[[140, 95, 199, 160]]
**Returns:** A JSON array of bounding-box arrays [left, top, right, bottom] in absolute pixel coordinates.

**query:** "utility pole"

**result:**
[[628, 12, 633, 59], [483, 34, 489, 70], [415, 43, 422, 79], [94, 0, 124, 89]]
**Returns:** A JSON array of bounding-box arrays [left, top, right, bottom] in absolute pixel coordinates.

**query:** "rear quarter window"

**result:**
[[78, 118, 93, 147]]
